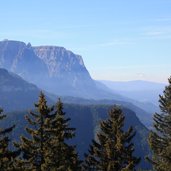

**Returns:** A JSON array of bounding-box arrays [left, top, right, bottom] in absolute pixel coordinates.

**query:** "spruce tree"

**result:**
[[44, 99, 81, 171], [0, 108, 19, 170], [14, 92, 53, 171], [83, 106, 140, 171], [15, 93, 80, 171], [148, 77, 171, 171]]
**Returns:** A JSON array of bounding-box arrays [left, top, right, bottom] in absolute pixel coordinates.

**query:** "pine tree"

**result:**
[[44, 99, 81, 171], [83, 106, 140, 171], [15, 93, 81, 171], [0, 108, 19, 171], [14, 92, 53, 171], [148, 77, 171, 171]]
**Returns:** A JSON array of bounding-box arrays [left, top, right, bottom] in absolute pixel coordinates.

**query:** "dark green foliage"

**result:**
[[83, 106, 140, 171], [14, 92, 53, 170], [3, 104, 150, 169], [148, 77, 171, 171], [0, 108, 19, 170], [44, 99, 81, 170], [15, 92, 80, 170]]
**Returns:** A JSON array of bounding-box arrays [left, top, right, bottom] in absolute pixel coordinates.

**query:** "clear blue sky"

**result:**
[[0, 0, 171, 83]]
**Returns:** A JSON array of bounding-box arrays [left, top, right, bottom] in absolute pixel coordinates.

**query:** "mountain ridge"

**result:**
[[0, 67, 47, 111], [101, 80, 166, 105]]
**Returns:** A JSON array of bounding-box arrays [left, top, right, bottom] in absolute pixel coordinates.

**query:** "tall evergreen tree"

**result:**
[[44, 99, 81, 171], [14, 92, 53, 171], [83, 106, 140, 171], [15, 93, 80, 171], [0, 108, 19, 170], [148, 77, 171, 171]]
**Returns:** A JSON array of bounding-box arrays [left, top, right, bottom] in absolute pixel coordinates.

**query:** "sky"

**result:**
[[0, 0, 171, 83]]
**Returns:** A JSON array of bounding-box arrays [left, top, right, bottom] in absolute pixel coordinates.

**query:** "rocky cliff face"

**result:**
[[33, 46, 86, 77], [33, 46, 96, 96], [0, 40, 109, 98], [0, 40, 48, 87]]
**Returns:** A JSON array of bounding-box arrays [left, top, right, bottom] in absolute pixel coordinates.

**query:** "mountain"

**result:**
[[0, 68, 52, 111], [0, 39, 123, 99], [0, 40, 48, 86], [4, 104, 151, 169], [99, 80, 165, 122], [33, 46, 101, 98], [52, 96, 153, 128], [101, 80, 166, 105]]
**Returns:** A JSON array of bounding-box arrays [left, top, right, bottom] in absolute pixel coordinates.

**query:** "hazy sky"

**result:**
[[0, 0, 171, 83]]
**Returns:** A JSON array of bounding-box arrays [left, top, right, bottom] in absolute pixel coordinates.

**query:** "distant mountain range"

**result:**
[[101, 80, 166, 105]]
